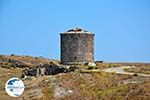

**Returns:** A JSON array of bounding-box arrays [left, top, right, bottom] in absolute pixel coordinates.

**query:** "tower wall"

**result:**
[[60, 32, 94, 65]]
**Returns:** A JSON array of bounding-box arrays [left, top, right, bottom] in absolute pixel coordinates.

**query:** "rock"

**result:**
[[68, 90, 73, 93], [67, 66, 78, 72], [22, 62, 79, 77], [44, 63, 66, 75], [8, 59, 30, 68], [23, 67, 41, 77], [22, 72, 27, 80], [95, 61, 103, 63], [44, 63, 78, 75], [88, 62, 96, 67], [40, 68, 45, 76]]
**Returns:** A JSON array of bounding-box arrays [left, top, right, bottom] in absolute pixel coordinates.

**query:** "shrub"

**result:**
[[87, 66, 94, 70], [35, 57, 38, 60], [1, 65, 11, 69], [133, 73, 138, 76], [10, 54, 15, 56]]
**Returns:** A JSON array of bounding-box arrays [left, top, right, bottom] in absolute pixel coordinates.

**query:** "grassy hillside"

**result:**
[[0, 54, 150, 100]]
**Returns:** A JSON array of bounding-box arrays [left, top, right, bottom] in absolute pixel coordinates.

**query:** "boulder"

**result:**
[[44, 62, 78, 75], [44, 64, 66, 75], [23, 67, 41, 77], [88, 62, 96, 67]]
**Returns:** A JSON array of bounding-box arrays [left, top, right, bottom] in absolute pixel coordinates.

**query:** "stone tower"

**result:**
[[60, 28, 94, 65]]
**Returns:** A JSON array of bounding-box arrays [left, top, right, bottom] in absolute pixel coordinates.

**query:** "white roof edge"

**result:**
[[60, 32, 93, 34]]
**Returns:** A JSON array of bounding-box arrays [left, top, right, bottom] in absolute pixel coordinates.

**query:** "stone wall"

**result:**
[[60, 33, 94, 65]]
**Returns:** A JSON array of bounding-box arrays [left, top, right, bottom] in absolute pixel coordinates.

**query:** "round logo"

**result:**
[[5, 77, 25, 97]]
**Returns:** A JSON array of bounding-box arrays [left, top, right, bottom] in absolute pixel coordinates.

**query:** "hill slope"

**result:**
[[0, 55, 150, 100]]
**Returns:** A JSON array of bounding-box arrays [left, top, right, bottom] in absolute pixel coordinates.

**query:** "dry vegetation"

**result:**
[[0, 54, 59, 68], [96, 63, 121, 69], [55, 72, 150, 100], [124, 65, 150, 74], [0, 68, 22, 100], [0, 55, 150, 100]]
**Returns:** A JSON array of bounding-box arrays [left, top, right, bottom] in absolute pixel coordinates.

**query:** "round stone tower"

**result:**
[[60, 28, 94, 65]]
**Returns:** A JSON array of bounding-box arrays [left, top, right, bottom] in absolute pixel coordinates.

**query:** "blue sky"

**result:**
[[0, 0, 150, 62]]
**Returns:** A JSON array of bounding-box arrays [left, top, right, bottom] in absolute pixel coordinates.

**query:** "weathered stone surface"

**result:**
[[60, 28, 94, 65], [88, 62, 96, 67], [22, 62, 78, 77], [44, 63, 78, 75], [23, 67, 41, 77], [44, 64, 66, 75], [95, 61, 103, 63]]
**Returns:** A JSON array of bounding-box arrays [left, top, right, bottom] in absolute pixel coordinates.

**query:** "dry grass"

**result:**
[[55, 70, 150, 100], [0, 68, 22, 89], [56, 71, 137, 100], [124, 65, 150, 74], [0, 55, 59, 68], [8, 55, 50, 65], [96, 63, 121, 69], [0, 67, 23, 100], [39, 86, 54, 100], [1, 55, 150, 100], [0, 67, 150, 100]]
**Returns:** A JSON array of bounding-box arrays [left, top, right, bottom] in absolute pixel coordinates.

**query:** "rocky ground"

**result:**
[[0, 54, 150, 100]]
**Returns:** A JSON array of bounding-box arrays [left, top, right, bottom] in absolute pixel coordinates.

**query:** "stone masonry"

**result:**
[[60, 28, 94, 65]]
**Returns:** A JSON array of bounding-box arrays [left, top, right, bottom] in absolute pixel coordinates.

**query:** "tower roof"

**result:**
[[61, 27, 92, 34]]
